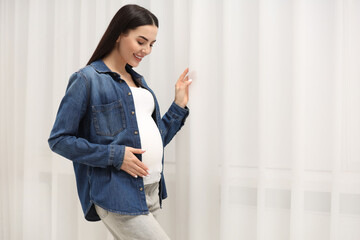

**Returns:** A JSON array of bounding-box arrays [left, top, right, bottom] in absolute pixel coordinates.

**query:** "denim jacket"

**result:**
[[48, 60, 189, 221]]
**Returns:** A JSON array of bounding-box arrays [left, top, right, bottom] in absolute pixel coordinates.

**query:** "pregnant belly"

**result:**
[[137, 116, 163, 173]]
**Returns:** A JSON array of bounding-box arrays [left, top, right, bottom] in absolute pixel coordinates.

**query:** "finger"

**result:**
[[132, 164, 149, 177], [182, 76, 189, 82], [135, 159, 149, 172], [181, 75, 192, 84], [129, 147, 146, 154], [126, 169, 138, 178], [179, 68, 189, 80]]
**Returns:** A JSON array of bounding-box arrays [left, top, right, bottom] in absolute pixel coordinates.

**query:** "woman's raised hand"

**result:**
[[174, 68, 192, 108], [120, 146, 149, 178]]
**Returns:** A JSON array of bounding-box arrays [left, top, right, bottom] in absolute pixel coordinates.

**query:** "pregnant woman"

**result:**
[[48, 4, 192, 239]]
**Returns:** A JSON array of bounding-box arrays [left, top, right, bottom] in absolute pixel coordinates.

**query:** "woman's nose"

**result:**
[[142, 46, 151, 55]]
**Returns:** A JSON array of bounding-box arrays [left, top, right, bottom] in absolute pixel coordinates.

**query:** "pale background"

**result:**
[[1, 0, 360, 239]]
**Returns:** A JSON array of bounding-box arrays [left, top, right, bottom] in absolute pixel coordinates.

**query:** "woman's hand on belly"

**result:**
[[120, 147, 149, 178]]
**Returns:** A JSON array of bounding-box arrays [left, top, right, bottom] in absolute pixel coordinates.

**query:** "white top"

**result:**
[[130, 86, 163, 185]]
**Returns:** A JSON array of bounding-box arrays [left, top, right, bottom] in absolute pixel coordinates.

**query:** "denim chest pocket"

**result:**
[[92, 100, 126, 136]]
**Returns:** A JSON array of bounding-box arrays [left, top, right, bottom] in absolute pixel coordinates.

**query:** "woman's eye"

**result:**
[[138, 41, 154, 48]]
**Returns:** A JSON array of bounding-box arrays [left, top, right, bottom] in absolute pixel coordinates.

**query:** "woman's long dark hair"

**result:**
[[87, 4, 158, 65]]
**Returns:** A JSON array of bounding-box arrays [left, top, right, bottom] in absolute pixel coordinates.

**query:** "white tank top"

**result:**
[[130, 86, 163, 185]]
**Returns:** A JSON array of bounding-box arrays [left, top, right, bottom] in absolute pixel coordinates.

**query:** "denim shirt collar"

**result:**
[[90, 59, 143, 79]]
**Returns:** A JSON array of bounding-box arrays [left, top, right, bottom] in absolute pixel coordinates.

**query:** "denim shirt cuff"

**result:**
[[110, 145, 125, 170], [170, 101, 190, 120]]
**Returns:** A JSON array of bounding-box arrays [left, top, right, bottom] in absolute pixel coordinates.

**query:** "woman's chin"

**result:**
[[131, 62, 140, 67]]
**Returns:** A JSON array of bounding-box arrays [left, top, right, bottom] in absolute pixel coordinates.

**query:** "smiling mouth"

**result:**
[[134, 54, 143, 61]]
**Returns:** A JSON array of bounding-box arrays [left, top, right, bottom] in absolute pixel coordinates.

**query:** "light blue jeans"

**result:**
[[95, 182, 171, 240]]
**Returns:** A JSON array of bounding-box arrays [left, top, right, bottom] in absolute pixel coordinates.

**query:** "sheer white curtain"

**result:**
[[1, 0, 360, 239]]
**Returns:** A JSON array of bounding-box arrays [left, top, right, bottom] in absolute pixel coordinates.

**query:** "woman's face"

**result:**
[[116, 24, 158, 67]]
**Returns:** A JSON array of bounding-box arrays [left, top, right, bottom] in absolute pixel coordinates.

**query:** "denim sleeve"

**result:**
[[48, 72, 125, 169], [161, 101, 190, 147]]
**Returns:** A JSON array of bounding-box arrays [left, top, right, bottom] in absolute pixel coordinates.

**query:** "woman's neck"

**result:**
[[102, 50, 128, 76]]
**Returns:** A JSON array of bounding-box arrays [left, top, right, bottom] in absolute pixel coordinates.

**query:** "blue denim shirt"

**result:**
[[48, 60, 189, 221]]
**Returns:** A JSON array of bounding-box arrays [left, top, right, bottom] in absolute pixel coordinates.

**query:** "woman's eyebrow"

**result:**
[[139, 36, 156, 43]]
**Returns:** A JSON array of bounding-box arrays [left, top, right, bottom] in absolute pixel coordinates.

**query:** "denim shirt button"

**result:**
[[131, 111, 135, 115], [134, 131, 138, 135], [139, 187, 143, 191], [128, 92, 132, 96]]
